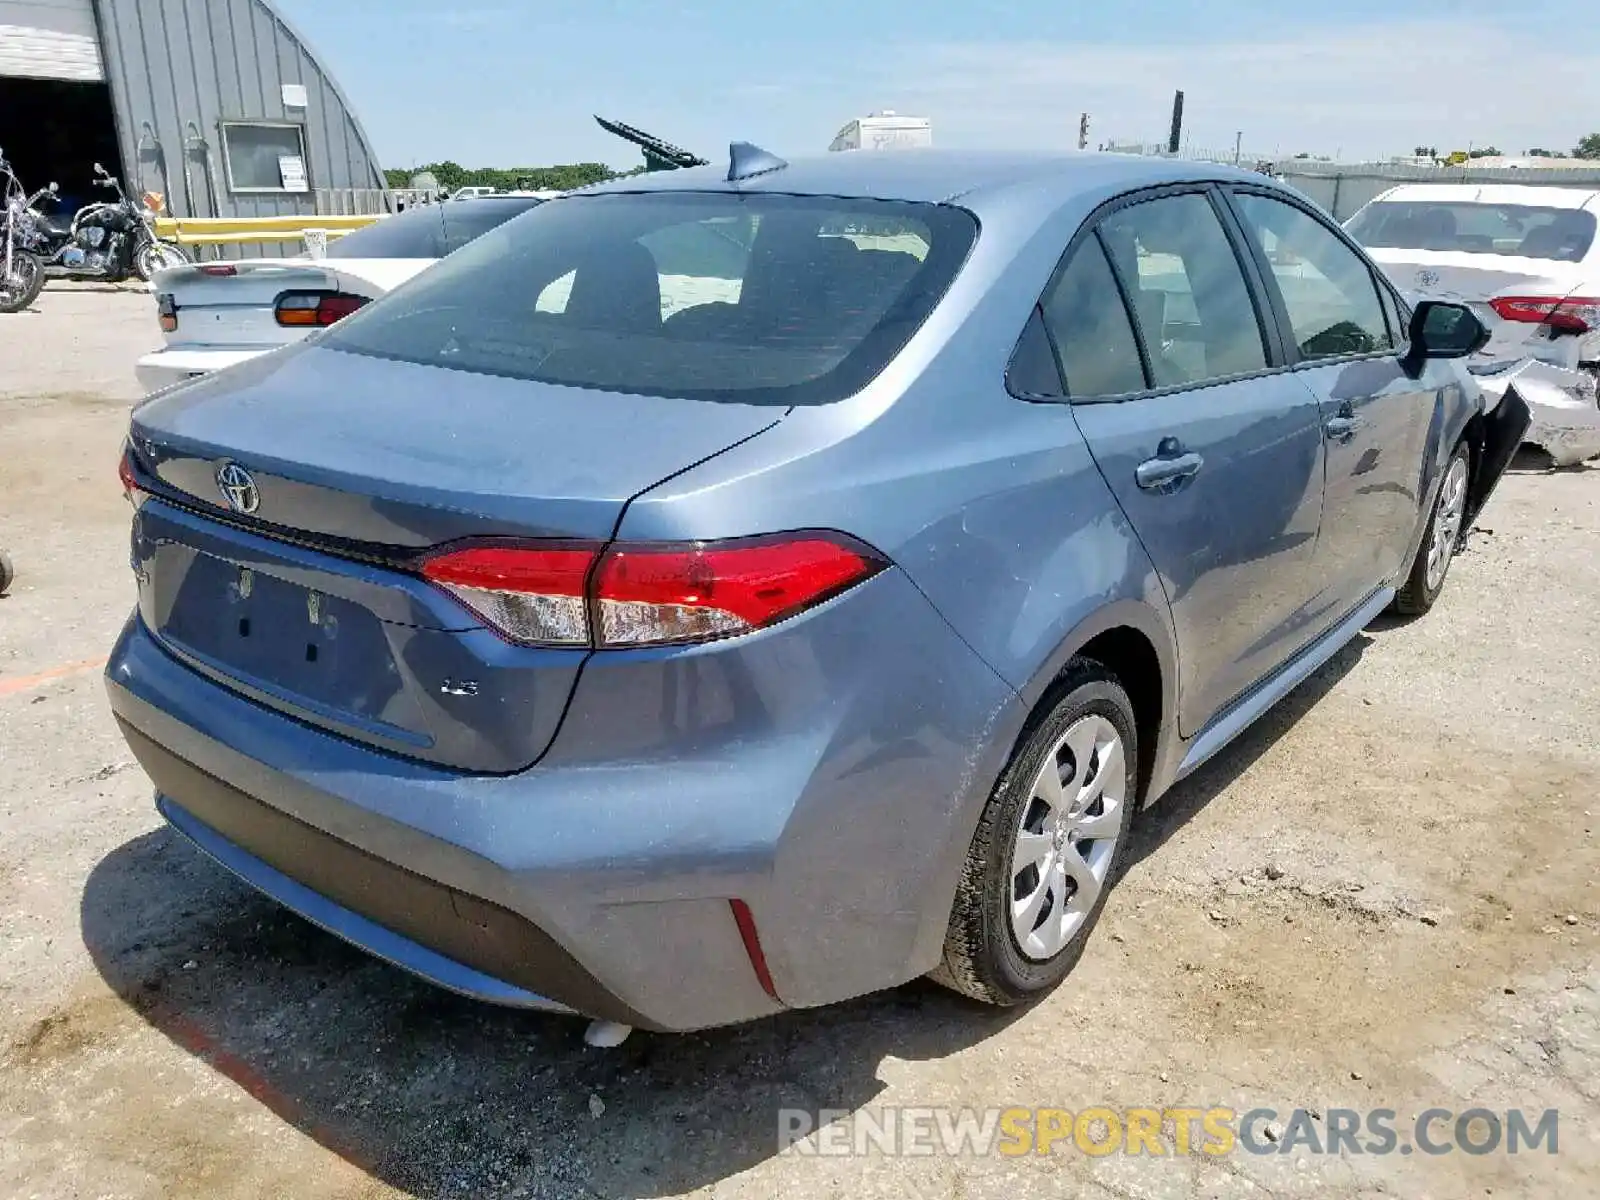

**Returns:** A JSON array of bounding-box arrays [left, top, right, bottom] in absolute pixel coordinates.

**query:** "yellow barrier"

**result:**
[[152, 213, 382, 245], [163, 229, 358, 247]]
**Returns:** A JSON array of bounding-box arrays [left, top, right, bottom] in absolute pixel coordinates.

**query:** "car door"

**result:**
[[1047, 187, 1328, 737], [1228, 189, 1436, 610]]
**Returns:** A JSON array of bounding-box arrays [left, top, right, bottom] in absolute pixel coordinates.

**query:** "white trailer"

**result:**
[[828, 111, 931, 152]]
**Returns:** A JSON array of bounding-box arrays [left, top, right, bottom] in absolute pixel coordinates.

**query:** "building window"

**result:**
[[220, 122, 311, 193]]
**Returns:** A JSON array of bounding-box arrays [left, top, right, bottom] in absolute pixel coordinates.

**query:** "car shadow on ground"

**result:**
[[1123, 630, 1369, 868], [82, 831, 1024, 1197], [80, 635, 1370, 1198]]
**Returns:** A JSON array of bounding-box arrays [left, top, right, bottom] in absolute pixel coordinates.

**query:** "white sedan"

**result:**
[[136, 196, 547, 394], [1346, 183, 1600, 465]]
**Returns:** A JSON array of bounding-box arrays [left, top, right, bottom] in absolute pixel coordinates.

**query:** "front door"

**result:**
[[1048, 189, 1327, 736], [1229, 190, 1437, 602]]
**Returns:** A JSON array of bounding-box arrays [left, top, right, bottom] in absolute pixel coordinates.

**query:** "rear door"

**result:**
[[1054, 187, 1328, 736], [1230, 188, 1436, 603]]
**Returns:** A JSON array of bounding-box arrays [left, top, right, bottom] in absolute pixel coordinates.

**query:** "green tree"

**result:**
[[1466, 146, 1501, 159], [381, 161, 620, 192], [1574, 133, 1600, 160], [1413, 145, 1437, 158]]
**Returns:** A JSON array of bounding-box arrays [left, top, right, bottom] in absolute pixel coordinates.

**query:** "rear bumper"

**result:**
[[152, 783, 580, 1016], [106, 564, 1022, 1030], [1474, 359, 1600, 467], [135, 347, 270, 394]]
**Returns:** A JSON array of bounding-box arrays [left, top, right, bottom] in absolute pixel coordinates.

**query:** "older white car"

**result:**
[[1347, 183, 1600, 465], [135, 196, 546, 394]]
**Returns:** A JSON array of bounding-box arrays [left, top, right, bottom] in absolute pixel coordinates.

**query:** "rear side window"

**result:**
[[324, 192, 976, 406], [1347, 200, 1596, 263], [1097, 193, 1269, 388], [440, 199, 543, 254], [1234, 193, 1392, 360], [1039, 237, 1146, 398]]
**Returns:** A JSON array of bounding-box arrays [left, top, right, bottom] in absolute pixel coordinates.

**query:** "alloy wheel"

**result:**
[[1425, 455, 1469, 592], [1009, 713, 1127, 961]]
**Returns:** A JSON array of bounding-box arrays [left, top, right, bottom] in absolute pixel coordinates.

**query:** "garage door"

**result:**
[[0, 0, 103, 81]]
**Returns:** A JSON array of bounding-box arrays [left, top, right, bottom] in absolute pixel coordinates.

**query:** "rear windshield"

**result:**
[[1347, 200, 1596, 262], [325, 198, 542, 260], [322, 191, 977, 405]]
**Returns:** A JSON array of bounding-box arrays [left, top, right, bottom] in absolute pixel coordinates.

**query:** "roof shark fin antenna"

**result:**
[[727, 142, 788, 183]]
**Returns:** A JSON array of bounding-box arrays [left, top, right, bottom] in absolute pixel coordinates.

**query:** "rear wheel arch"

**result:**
[[1018, 604, 1175, 807]]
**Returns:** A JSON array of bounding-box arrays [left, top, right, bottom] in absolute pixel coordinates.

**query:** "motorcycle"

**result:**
[[22, 162, 190, 284], [0, 149, 45, 313]]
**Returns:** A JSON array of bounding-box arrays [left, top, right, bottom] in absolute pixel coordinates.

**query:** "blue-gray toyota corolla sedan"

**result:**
[[107, 149, 1529, 1032]]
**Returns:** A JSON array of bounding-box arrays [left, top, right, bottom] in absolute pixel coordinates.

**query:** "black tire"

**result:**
[[135, 239, 191, 282], [931, 660, 1138, 1005], [0, 250, 44, 313], [1393, 440, 1471, 616], [0, 550, 13, 595]]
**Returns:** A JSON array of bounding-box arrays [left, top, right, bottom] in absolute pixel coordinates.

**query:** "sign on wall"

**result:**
[[278, 155, 309, 193]]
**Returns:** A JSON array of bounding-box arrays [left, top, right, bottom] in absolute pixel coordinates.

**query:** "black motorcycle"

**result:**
[[0, 150, 45, 313], [23, 162, 190, 284]]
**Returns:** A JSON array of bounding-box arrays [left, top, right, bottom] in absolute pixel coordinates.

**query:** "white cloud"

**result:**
[[872, 22, 1600, 160]]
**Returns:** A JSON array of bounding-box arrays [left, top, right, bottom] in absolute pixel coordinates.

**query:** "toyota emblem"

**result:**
[[1416, 268, 1440, 290], [215, 462, 261, 514]]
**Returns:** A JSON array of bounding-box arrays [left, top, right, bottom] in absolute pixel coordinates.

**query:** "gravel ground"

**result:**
[[1, 285, 1597, 1199]]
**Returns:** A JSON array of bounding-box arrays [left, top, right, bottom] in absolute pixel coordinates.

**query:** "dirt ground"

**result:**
[[1, 285, 1596, 1199]]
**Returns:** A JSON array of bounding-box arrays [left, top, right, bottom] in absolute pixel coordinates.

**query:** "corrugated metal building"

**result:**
[[0, 0, 383, 219]]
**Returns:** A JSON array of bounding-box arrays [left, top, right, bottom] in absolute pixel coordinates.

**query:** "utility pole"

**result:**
[[1234, 131, 1242, 165], [1167, 91, 1184, 156], [1078, 113, 1090, 151]]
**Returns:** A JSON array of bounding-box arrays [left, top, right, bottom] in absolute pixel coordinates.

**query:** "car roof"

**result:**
[[1375, 183, 1600, 210], [576, 149, 1272, 207]]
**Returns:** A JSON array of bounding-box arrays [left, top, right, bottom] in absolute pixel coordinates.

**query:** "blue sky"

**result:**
[[274, 0, 1594, 172]]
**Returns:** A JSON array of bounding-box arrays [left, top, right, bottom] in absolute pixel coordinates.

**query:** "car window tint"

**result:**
[[1006, 306, 1066, 397], [1234, 193, 1392, 360], [1038, 237, 1145, 398], [1346, 200, 1596, 262], [440, 198, 543, 254], [1097, 193, 1268, 388], [324, 192, 977, 406], [324, 205, 446, 259]]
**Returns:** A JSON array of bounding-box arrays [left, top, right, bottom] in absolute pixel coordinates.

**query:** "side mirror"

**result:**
[[1402, 300, 1489, 373]]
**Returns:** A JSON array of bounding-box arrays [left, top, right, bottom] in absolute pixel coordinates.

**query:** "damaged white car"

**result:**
[[1348, 183, 1600, 466]]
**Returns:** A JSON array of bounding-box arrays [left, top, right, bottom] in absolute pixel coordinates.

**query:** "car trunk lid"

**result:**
[[127, 343, 786, 770], [1366, 249, 1599, 368], [153, 258, 430, 351]]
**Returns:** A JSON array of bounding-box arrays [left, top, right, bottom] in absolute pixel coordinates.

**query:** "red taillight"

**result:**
[[199, 264, 236, 277], [1489, 295, 1600, 335], [593, 536, 884, 646], [275, 291, 369, 328], [417, 532, 885, 649], [118, 446, 146, 506], [156, 292, 177, 333]]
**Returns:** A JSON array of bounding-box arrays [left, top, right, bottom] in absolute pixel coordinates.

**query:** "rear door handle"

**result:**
[[1135, 448, 1204, 490]]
